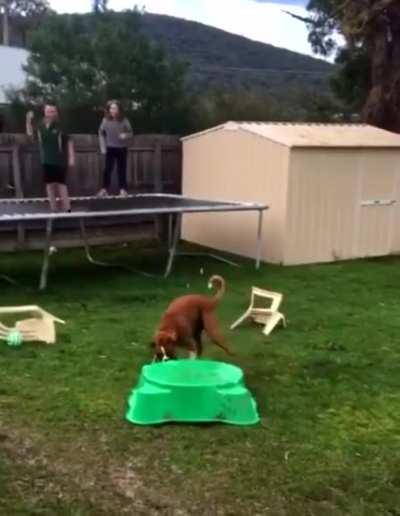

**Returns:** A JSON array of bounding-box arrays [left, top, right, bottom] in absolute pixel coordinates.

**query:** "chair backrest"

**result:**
[[0, 306, 65, 324], [251, 287, 283, 312]]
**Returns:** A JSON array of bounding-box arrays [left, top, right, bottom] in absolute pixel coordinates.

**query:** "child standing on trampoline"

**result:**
[[97, 100, 133, 197], [26, 104, 75, 212]]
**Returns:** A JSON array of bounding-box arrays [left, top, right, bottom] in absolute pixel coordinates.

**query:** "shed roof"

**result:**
[[182, 122, 400, 148]]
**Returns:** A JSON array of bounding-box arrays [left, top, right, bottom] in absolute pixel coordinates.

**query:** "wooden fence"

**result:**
[[0, 134, 182, 251], [0, 133, 182, 198]]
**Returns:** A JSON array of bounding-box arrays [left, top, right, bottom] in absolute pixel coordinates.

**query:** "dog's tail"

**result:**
[[208, 275, 226, 304]]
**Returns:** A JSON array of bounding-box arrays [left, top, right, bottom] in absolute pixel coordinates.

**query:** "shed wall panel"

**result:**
[[356, 150, 399, 258], [285, 149, 360, 264], [182, 129, 289, 263]]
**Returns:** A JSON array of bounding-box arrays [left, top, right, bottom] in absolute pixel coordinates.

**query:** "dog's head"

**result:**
[[151, 330, 177, 361]]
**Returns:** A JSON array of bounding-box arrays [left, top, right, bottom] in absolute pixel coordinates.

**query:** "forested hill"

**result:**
[[140, 13, 334, 94]]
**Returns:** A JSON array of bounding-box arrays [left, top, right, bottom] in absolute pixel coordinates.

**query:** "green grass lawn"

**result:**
[[0, 244, 399, 515]]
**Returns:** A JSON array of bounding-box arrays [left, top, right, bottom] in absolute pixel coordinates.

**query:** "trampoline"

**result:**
[[0, 194, 268, 290]]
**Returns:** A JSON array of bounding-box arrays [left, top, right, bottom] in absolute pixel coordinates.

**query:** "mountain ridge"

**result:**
[[140, 12, 333, 94]]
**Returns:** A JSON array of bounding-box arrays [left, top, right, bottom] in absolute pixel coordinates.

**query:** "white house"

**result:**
[[0, 45, 29, 103]]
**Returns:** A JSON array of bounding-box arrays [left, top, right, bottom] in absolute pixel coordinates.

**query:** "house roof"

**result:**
[[182, 122, 400, 148], [0, 45, 29, 103]]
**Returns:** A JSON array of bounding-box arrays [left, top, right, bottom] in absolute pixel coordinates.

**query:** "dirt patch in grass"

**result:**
[[0, 422, 185, 515]]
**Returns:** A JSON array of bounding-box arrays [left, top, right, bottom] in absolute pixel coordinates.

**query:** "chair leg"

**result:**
[[230, 310, 252, 330], [262, 313, 283, 337]]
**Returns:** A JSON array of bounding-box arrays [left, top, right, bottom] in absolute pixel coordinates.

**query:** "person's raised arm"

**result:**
[[26, 110, 35, 138]]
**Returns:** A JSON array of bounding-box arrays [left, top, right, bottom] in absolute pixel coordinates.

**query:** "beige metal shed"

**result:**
[[181, 122, 400, 265]]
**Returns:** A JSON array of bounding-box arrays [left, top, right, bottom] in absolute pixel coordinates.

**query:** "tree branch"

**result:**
[[282, 10, 315, 26]]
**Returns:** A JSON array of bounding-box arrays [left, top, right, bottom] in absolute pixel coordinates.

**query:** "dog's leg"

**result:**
[[194, 325, 203, 357], [195, 336, 203, 357], [186, 337, 199, 360], [203, 311, 234, 356]]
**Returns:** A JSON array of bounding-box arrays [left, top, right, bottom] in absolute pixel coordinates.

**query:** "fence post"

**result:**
[[153, 142, 163, 193], [153, 142, 166, 241], [12, 144, 23, 199], [12, 144, 26, 248]]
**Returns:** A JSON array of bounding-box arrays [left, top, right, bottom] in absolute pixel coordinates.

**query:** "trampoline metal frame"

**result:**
[[0, 194, 268, 290]]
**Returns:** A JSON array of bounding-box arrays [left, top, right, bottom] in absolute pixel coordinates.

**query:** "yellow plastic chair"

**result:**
[[230, 287, 286, 336]]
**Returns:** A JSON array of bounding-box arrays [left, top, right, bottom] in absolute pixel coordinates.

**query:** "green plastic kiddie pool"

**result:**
[[126, 360, 259, 426]]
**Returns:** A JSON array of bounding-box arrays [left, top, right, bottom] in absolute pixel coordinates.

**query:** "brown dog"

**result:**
[[152, 275, 233, 361]]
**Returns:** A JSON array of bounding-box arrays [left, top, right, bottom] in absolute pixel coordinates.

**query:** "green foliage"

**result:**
[[189, 90, 282, 131], [1, 0, 51, 45], [0, 97, 28, 132], [300, 0, 400, 126], [301, 0, 343, 57], [285, 1, 369, 112], [190, 88, 339, 131], [331, 47, 370, 113], [1, 0, 49, 18], [19, 10, 191, 133]]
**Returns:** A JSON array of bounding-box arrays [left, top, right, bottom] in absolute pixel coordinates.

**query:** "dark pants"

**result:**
[[103, 147, 128, 190]]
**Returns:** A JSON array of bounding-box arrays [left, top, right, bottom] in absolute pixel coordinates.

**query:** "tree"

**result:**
[[0, 0, 49, 45], [330, 46, 370, 114], [286, 0, 400, 132], [92, 0, 107, 14], [187, 87, 338, 132], [188, 89, 283, 131], [17, 10, 191, 133]]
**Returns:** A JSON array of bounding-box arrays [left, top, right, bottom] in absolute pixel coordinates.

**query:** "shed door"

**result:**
[[357, 154, 398, 258]]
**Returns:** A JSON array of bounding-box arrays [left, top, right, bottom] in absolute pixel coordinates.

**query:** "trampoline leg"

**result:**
[[80, 218, 110, 267], [39, 218, 53, 291], [255, 209, 264, 270], [168, 213, 174, 250], [164, 213, 181, 278]]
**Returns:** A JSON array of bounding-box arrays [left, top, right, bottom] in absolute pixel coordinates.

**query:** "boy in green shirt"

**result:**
[[26, 104, 75, 212]]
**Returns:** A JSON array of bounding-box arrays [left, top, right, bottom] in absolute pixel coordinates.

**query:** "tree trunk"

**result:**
[[362, 4, 400, 132], [2, 1, 10, 45]]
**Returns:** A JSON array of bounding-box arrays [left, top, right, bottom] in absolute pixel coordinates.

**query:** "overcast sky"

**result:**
[[47, 0, 323, 58]]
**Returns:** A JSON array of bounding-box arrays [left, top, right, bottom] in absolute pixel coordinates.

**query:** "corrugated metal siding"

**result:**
[[182, 129, 289, 263], [356, 150, 399, 258], [285, 149, 360, 264], [285, 148, 400, 264], [391, 159, 400, 254]]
